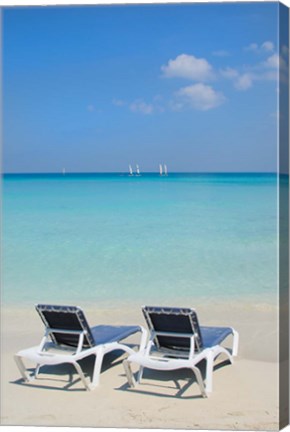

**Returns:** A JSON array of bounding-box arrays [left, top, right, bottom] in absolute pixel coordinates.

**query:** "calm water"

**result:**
[[2, 173, 279, 307]]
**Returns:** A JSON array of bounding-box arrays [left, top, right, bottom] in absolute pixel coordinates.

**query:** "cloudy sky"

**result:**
[[3, 2, 286, 173]]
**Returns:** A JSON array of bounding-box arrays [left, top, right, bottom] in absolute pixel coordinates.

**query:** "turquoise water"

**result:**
[[2, 173, 279, 307]]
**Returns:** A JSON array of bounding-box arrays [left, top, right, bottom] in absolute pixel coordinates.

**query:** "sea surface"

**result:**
[[2, 173, 280, 308]]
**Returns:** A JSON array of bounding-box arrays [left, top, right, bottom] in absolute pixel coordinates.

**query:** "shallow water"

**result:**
[[2, 173, 279, 307]]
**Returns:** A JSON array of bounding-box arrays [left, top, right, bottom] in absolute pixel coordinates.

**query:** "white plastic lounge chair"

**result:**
[[14, 304, 147, 391], [123, 306, 239, 397]]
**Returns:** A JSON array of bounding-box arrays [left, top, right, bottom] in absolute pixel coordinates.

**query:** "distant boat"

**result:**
[[164, 164, 168, 176], [129, 164, 134, 176], [159, 164, 163, 176], [136, 164, 141, 176], [62, 168, 66, 175]]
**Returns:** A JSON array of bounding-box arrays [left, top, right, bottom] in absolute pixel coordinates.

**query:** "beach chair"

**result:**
[[14, 304, 147, 391], [123, 306, 239, 397]]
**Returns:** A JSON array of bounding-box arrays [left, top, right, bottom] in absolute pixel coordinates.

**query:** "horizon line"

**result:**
[[2, 171, 279, 175]]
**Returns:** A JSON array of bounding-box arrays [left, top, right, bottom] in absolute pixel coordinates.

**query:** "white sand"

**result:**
[[0, 302, 280, 430]]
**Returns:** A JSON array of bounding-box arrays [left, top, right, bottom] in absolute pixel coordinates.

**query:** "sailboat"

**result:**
[[164, 164, 168, 176], [62, 168, 66, 176], [159, 164, 163, 176], [136, 164, 141, 176], [129, 164, 134, 176]]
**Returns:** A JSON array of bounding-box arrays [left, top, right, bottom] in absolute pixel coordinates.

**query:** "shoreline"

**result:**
[[1, 293, 278, 311]]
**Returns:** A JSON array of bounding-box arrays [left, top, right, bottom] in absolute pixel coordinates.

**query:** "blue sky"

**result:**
[[2, 2, 283, 173]]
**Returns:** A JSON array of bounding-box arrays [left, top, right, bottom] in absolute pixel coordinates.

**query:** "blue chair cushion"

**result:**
[[200, 326, 233, 349], [90, 325, 140, 345]]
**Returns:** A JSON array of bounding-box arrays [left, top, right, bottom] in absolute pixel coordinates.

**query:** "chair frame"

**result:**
[[14, 305, 147, 391], [123, 329, 210, 398], [123, 306, 239, 397]]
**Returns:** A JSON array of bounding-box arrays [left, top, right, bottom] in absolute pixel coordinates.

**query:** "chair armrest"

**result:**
[[38, 328, 87, 355], [138, 326, 148, 352]]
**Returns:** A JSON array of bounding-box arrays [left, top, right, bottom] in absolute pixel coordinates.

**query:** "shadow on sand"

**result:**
[[11, 350, 127, 392]]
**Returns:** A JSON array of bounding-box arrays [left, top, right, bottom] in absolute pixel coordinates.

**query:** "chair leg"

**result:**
[[90, 348, 105, 389], [205, 344, 234, 394], [123, 359, 136, 387], [73, 362, 91, 391], [232, 329, 239, 357], [14, 355, 34, 382], [213, 346, 233, 364], [137, 366, 144, 384], [191, 366, 207, 398], [35, 364, 41, 378], [205, 351, 214, 393]]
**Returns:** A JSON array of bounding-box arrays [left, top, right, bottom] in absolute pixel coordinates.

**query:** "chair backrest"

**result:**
[[142, 306, 203, 352], [36, 304, 95, 348]]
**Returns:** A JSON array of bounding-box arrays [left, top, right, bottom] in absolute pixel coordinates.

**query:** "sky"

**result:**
[[2, 2, 286, 173]]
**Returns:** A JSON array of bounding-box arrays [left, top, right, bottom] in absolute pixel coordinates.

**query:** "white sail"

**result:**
[[164, 164, 168, 176], [136, 164, 140, 175], [159, 164, 163, 176], [62, 168, 66, 175], [129, 164, 133, 176]]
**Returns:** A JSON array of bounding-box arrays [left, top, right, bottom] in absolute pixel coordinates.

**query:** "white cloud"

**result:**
[[113, 96, 164, 114], [234, 73, 253, 90], [264, 53, 288, 73], [169, 101, 184, 112], [245, 41, 275, 54], [221, 50, 280, 91], [221, 68, 253, 91], [261, 41, 274, 52], [87, 104, 103, 113], [263, 53, 279, 69], [220, 67, 239, 79], [245, 43, 259, 52], [161, 54, 214, 81], [175, 83, 225, 111], [129, 99, 154, 114], [260, 70, 278, 81], [212, 50, 230, 57], [112, 98, 126, 106]]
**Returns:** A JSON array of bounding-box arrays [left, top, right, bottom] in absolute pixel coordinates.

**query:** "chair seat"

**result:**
[[127, 353, 192, 371], [200, 326, 233, 348], [16, 345, 88, 365], [91, 325, 140, 345]]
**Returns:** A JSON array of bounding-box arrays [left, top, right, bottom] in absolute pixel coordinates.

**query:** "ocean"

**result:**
[[2, 173, 279, 308]]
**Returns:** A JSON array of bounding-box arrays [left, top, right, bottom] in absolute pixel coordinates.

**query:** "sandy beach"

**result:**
[[0, 301, 281, 430]]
